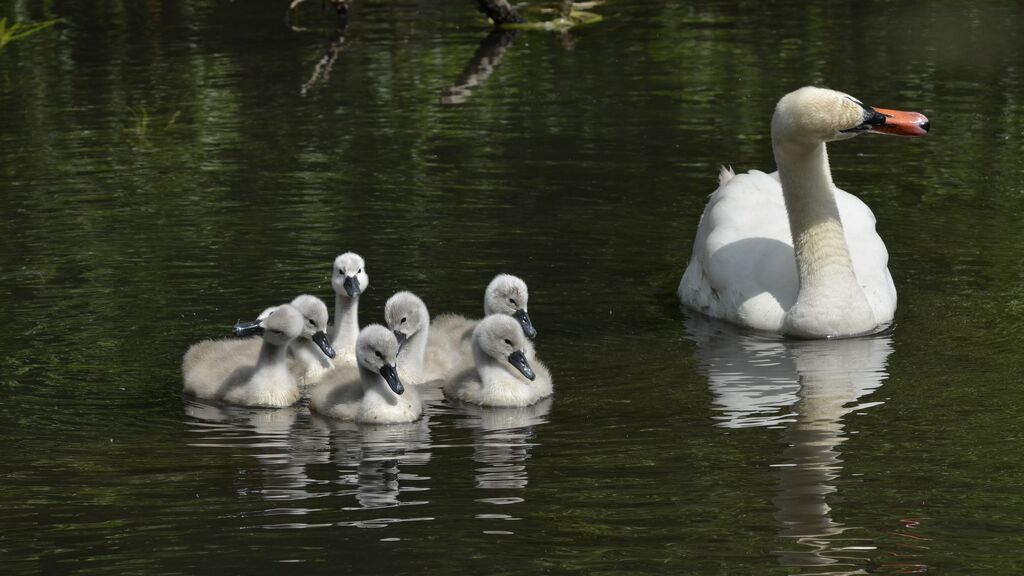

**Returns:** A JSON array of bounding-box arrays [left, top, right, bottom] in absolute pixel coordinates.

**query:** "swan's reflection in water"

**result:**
[[687, 317, 893, 575], [451, 398, 552, 526], [183, 399, 434, 527]]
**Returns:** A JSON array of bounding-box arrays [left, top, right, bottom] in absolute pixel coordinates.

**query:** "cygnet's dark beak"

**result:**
[[379, 363, 404, 395], [393, 330, 408, 351], [312, 331, 336, 358], [343, 275, 361, 297], [507, 349, 536, 381], [513, 308, 537, 339], [233, 319, 264, 338]]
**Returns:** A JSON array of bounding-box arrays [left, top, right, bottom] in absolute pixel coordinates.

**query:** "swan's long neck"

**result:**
[[775, 140, 860, 294], [330, 294, 359, 353]]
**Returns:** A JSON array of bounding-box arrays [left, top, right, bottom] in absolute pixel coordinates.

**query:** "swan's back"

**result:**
[[679, 169, 894, 331]]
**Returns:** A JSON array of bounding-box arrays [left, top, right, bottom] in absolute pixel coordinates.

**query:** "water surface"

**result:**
[[2, 0, 1024, 574]]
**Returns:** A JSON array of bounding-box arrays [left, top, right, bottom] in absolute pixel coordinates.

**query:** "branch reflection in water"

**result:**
[[686, 316, 894, 575], [440, 29, 518, 105], [300, 19, 350, 97]]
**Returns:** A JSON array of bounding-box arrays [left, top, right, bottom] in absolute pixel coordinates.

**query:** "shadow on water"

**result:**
[[685, 315, 904, 575]]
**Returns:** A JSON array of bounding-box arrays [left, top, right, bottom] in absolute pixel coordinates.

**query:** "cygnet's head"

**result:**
[[289, 294, 336, 358], [384, 291, 429, 349], [356, 324, 404, 395], [256, 304, 304, 346], [772, 86, 929, 144], [483, 274, 537, 339], [473, 314, 536, 381], [331, 252, 369, 298]]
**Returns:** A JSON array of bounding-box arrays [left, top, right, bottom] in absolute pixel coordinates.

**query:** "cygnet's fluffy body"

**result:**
[[250, 295, 336, 387], [444, 315, 552, 407], [385, 291, 446, 385], [327, 252, 369, 366], [182, 305, 305, 408], [428, 274, 538, 378], [309, 324, 423, 424]]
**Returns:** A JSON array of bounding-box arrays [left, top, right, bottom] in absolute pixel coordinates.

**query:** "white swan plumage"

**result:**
[[679, 86, 929, 338]]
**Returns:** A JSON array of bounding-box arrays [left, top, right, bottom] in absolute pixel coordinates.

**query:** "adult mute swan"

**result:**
[[328, 252, 369, 364], [679, 86, 929, 338], [182, 304, 305, 407], [309, 324, 423, 424], [444, 315, 552, 407]]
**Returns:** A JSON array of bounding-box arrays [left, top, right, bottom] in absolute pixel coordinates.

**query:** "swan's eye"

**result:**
[[504, 338, 512, 346], [358, 268, 363, 274], [338, 269, 344, 275], [270, 329, 283, 335], [400, 317, 407, 324], [307, 318, 315, 326], [509, 298, 518, 307], [374, 350, 383, 360]]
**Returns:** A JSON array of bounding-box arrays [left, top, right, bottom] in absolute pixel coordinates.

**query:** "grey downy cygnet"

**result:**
[[428, 274, 538, 378], [309, 324, 423, 424], [236, 294, 337, 387], [182, 304, 306, 408], [444, 314, 552, 408], [327, 252, 369, 366]]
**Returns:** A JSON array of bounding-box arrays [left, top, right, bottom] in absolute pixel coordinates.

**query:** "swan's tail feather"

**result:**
[[718, 165, 735, 186]]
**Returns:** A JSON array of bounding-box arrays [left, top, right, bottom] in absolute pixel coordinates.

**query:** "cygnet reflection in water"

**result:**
[[453, 397, 553, 493]]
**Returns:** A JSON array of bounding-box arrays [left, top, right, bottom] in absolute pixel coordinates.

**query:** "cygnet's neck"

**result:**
[[774, 139, 860, 293], [330, 294, 359, 351], [257, 340, 290, 369], [358, 365, 394, 400], [399, 325, 428, 379], [472, 342, 519, 387]]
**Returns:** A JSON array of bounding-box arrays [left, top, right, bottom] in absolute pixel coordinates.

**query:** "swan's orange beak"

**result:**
[[870, 108, 930, 137]]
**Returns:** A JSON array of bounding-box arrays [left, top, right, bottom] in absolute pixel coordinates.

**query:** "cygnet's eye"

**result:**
[[400, 317, 407, 324], [509, 298, 518, 307], [270, 329, 283, 335], [503, 338, 512, 346], [338, 269, 344, 275], [358, 268, 363, 274], [374, 350, 384, 360], [307, 318, 315, 326]]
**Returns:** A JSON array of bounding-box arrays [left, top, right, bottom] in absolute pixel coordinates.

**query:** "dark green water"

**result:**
[[2, 0, 1023, 574]]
